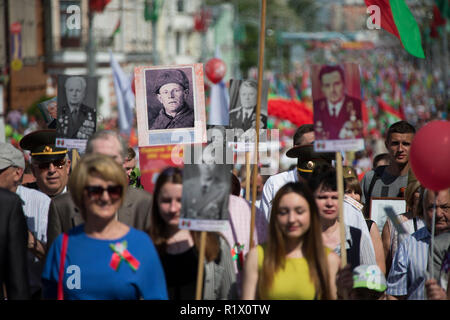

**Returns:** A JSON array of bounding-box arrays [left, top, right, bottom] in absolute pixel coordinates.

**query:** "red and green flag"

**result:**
[[377, 98, 405, 130], [365, 0, 425, 59], [435, 0, 450, 19]]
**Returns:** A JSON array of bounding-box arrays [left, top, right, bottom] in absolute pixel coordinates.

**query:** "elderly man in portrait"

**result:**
[[314, 65, 362, 140], [149, 69, 194, 130], [182, 164, 229, 221], [57, 76, 96, 140], [229, 80, 267, 132], [46, 130, 153, 248]]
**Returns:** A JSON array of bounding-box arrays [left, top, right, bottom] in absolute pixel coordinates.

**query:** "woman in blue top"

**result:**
[[42, 154, 168, 300]]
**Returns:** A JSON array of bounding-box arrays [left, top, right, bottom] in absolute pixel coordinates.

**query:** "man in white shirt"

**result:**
[[260, 124, 330, 219], [259, 125, 375, 257]]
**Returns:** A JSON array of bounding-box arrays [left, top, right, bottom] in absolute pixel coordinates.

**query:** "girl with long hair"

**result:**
[[148, 167, 236, 300]]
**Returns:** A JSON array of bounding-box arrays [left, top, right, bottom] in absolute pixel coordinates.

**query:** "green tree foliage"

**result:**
[[206, 0, 317, 76]]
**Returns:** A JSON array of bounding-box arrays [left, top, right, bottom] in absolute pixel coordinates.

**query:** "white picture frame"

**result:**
[[370, 197, 407, 234]]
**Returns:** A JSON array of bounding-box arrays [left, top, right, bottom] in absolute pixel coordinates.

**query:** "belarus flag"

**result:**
[[365, 0, 425, 59]]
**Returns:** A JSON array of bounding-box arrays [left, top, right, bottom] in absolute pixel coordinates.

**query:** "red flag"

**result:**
[[430, 4, 447, 38], [377, 98, 405, 120], [361, 101, 369, 136], [365, 0, 425, 58], [268, 97, 313, 126], [89, 0, 111, 13]]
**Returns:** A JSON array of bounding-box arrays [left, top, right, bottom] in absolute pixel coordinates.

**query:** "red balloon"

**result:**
[[205, 58, 226, 84], [410, 120, 450, 191]]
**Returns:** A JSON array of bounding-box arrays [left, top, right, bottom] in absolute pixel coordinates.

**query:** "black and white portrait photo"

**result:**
[[135, 64, 207, 147], [146, 67, 195, 130], [181, 164, 230, 229], [228, 79, 269, 132], [38, 97, 57, 129], [56, 75, 97, 140]]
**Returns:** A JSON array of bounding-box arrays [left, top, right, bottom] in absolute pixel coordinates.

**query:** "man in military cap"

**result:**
[[259, 124, 334, 220], [148, 68, 194, 130], [259, 124, 375, 257], [46, 130, 153, 248], [57, 76, 96, 140], [20, 129, 70, 198], [313, 65, 362, 140]]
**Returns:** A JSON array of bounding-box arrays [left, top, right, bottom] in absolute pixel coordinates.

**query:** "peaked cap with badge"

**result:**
[[20, 129, 68, 163], [286, 144, 335, 175]]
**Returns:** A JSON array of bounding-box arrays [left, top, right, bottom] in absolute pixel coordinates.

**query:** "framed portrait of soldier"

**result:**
[[55, 75, 98, 150], [370, 197, 406, 234], [135, 64, 207, 147], [228, 79, 269, 146], [312, 63, 364, 152], [179, 163, 231, 232], [38, 97, 57, 129]]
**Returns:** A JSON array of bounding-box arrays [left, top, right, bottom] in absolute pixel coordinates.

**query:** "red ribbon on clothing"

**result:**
[[109, 241, 140, 272]]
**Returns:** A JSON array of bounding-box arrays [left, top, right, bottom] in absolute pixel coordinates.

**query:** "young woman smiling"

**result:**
[[242, 182, 340, 300]]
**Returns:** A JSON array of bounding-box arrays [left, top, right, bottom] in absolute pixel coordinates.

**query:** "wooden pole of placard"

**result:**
[[430, 203, 436, 280], [245, 152, 251, 201], [335, 152, 347, 267], [71, 149, 80, 170], [249, 0, 266, 249], [195, 231, 207, 300], [336, 151, 348, 299]]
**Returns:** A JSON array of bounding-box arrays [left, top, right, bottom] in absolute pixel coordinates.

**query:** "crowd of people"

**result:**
[[0, 116, 448, 300], [0, 45, 448, 301]]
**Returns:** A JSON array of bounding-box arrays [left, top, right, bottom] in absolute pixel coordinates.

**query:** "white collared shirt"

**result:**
[[328, 99, 344, 117]]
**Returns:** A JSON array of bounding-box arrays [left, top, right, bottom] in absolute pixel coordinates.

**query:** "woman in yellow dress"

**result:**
[[241, 182, 341, 299]]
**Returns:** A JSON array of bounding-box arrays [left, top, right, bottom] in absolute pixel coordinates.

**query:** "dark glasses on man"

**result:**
[[35, 159, 66, 170], [84, 185, 123, 201]]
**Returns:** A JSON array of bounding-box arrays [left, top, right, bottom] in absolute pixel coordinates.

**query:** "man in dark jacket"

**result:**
[[0, 188, 30, 299]]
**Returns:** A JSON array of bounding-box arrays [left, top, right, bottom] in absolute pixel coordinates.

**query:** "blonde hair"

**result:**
[[68, 153, 128, 217]]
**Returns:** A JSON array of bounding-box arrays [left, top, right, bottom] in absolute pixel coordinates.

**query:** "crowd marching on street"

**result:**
[[1, 0, 449, 303]]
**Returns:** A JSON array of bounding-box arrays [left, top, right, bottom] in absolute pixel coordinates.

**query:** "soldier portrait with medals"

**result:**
[[228, 79, 269, 143], [56, 75, 97, 141], [312, 64, 363, 141]]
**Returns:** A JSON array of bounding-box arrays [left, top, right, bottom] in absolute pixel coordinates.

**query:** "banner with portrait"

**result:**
[[135, 64, 207, 147], [312, 63, 364, 152], [179, 163, 231, 233], [55, 75, 98, 152], [228, 79, 269, 150]]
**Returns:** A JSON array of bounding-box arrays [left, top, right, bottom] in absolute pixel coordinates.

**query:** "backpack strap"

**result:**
[[366, 219, 374, 231], [364, 166, 386, 218], [347, 227, 361, 270], [57, 233, 69, 300]]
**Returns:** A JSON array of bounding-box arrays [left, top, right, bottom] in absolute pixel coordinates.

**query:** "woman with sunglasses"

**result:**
[[42, 154, 168, 300], [149, 167, 236, 300], [242, 182, 341, 300]]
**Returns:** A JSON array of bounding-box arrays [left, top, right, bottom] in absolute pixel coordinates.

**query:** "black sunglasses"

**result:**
[[35, 159, 66, 170], [84, 185, 123, 201]]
